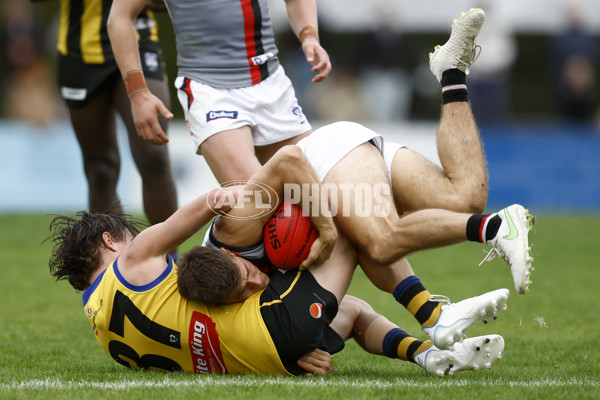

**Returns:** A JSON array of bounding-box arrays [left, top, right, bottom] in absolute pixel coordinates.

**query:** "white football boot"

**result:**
[[415, 335, 504, 377], [480, 204, 536, 294], [422, 289, 509, 350], [429, 8, 485, 82]]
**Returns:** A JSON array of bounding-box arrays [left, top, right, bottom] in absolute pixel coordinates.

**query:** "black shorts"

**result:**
[[57, 48, 165, 108], [259, 269, 345, 376]]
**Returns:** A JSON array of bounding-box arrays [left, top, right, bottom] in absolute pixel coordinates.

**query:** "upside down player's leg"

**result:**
[[322, 141, 472, 267], [390, 9, 488, 215], [389, 102, 486, 215]]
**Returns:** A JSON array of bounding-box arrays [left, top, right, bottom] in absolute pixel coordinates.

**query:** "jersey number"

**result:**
[[107, 290, 182, 371]]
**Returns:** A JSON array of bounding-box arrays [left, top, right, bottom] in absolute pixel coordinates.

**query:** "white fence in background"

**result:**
[[0, 119, 439, 213]]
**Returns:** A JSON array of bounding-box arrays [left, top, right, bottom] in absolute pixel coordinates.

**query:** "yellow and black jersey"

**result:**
[[82, 256, 289, 375], [57, 0, 160, 64]]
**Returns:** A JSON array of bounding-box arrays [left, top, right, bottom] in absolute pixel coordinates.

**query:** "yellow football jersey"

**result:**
[[57, 0, 159, 64], [82, 257, 290, 375]]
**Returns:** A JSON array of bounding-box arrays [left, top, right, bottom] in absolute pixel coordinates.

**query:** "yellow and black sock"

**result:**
[[382, 328, 433, 363], [393, 276, 443, 328]]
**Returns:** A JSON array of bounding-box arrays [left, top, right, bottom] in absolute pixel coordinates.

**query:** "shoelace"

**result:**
[[428, 294, 452, 305], [457, 43, 481, 67], [479, 247, 502, 266]]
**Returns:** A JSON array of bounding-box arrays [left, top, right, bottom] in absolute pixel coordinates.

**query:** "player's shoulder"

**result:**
[[117, 252, 172, 287]]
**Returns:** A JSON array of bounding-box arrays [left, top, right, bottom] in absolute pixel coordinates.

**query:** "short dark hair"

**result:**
[[177, 246, 241, 304], [47, 211, 145, 291]]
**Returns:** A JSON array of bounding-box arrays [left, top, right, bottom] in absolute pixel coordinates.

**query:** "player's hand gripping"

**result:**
[[298, 221, 336, 270], [301, 37, 331, 83], [130, 90, 173, 145], [297, 348, 334, 376]]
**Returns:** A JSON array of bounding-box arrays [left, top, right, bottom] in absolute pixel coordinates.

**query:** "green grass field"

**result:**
[[0, 213, 598, 399]]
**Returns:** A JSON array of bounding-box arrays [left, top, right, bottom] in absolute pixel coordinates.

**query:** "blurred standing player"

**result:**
[[32, 0, 178, 229], [107, 0, 331, 183]]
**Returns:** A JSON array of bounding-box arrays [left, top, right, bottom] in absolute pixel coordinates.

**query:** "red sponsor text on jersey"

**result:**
[[189, 311, 228, 374]]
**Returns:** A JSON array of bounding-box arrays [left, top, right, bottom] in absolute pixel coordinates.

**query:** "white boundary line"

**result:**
[[1, 377, 598, 390]]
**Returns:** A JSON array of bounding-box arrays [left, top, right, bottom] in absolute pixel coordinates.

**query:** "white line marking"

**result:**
[[1, 377, 598, 390]]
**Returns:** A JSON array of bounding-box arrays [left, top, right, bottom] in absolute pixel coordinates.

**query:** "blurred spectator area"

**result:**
[[1, 0, 599, 125], [0, 0, 63, 124]]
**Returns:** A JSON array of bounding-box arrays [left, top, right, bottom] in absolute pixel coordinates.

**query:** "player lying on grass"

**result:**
[[48, 192, 506, 377]]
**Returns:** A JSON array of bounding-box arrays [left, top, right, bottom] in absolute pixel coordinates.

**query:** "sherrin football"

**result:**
[[264, 202, 319, 270]]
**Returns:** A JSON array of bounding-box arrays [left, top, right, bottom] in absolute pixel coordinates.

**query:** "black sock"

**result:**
[[441, 69, 468, 104], [466, 213, 502, 243]]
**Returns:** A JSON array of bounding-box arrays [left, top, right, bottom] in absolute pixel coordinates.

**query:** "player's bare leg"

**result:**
[[323, 141, 533, 291], [201, 126, 262, 184], [116, 77, 178, 227], [324, 142, 470, 266], [69, 86, 122, 214], [254, 130, 311, 164], [330, 295, 505, 376], [390, 8, 487, 214], [308, 232, 357, 303], [390, 103, 487, 214]]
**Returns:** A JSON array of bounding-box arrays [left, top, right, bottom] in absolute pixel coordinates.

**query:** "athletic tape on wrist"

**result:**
[[299, 25, 319, 43], [124, 70, 149, 99]]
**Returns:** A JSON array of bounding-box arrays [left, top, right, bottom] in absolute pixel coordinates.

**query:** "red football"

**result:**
[[264, 203, 319, 270]]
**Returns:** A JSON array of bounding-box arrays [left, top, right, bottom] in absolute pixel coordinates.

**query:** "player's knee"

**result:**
[[85, 161, 119, 189], [345, 295, 374, 313], [453, 189, 488, 214], [359, 231, 399, 266], [273, 144, 305, 166], [136, 153, 172, 180], [468, 196, 487, 214]]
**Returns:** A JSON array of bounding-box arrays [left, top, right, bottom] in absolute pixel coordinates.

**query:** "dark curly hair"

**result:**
[[177, 246, 241, 304], [47, 211, 146, 291]]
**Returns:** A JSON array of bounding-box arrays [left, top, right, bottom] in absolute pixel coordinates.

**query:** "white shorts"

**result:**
[[175, 66, 311, 154], [296, 121, 405, 184]]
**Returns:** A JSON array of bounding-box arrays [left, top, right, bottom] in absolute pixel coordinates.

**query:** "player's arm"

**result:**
[[121, 187, 238, 285], [131, 188, 237, 258], [284, 0, 331, 83], [213, 145, 337, 269], [107, 0, 173, 145]]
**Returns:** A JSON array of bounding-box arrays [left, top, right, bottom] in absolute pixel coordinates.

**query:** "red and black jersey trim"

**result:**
[[178, 77, 194, 109], [240, 0, 270, 85]]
